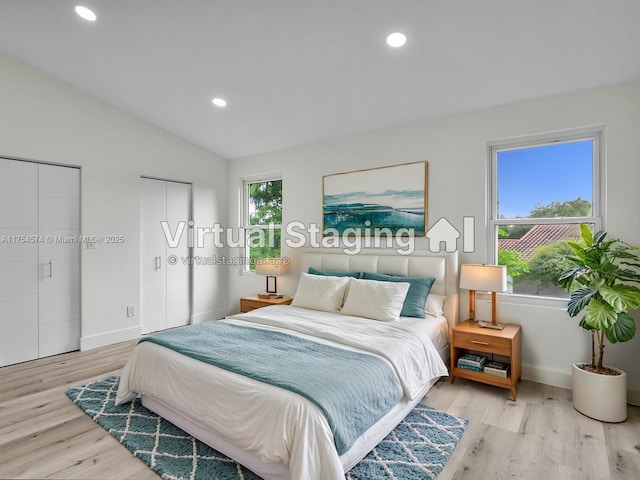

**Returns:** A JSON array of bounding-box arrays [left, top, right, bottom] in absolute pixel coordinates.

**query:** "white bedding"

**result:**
[[116, 305, 448, 480], [399, 313, 449, 352]]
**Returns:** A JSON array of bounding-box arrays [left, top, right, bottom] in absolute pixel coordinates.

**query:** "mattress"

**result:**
[[116, 305, 449, 479]]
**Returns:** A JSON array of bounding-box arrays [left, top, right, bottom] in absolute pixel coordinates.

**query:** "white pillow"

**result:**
[[341, 278, 410, 322], [425, 293, 447, 317], [291, 272, 351, 313]]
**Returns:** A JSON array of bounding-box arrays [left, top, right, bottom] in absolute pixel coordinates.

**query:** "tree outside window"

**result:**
[[244, 178, 282, 270]]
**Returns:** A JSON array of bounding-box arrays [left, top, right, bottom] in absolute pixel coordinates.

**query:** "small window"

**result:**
[[243, 177, 282, 271], [488, 128, 604, 298]]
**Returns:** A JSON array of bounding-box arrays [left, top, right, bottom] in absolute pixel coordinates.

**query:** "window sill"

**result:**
[[500, 292, 569, 310], [476, 291, 569, 310]]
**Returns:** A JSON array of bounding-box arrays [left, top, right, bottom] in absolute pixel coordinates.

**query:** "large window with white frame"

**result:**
[[488, 127, 604, 298], [242, 176, 283, 271]]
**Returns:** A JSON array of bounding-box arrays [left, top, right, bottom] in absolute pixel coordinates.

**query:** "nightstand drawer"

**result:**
[[454, 331, 511, 355], [240, 296, 293, 313]]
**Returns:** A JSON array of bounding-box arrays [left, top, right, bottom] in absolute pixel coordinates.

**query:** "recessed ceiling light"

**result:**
[[386, 32, 407, 48], [75, 5, 97, 22], [212, 98, 227, 108]]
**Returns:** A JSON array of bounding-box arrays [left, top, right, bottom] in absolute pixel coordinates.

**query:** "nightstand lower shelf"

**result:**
[[451, 367, 517, 398]]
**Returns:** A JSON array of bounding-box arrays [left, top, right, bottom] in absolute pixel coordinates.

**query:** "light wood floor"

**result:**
[[1, 341, 639, 480]]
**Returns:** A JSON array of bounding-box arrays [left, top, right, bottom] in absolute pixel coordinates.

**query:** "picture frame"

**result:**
[[323, 161, 428, 236]]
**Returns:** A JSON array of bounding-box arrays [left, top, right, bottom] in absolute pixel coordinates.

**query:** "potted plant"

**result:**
[[558, 224, 640, 422]]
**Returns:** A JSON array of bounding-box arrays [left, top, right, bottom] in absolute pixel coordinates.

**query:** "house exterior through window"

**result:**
[[488, 127, 604, 298]]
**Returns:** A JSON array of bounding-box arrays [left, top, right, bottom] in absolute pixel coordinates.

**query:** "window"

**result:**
[[243, 177, 283, 271], [488, 127, 604, 298]]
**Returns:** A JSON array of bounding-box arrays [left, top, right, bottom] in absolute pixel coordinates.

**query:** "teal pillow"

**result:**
[[308, 267, 361, 278], [361, 272, 435, 318]]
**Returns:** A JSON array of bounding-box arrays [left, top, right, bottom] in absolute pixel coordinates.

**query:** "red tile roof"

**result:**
[[499, 224, 581, 259]]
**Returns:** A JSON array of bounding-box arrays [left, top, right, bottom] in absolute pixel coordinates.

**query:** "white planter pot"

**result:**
[[571, 363, 627, 422]]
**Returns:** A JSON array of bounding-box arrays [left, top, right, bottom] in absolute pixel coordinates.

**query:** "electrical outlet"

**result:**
[[126, 305, 135, 317]]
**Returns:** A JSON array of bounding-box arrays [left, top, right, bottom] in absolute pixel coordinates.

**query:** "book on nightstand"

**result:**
[[483, 360, 510, 377], [457, 363, 484, 372], [457, 354, 488, 371]]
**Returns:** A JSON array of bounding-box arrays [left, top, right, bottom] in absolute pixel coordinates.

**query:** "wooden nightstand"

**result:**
[[450, 320, 522, 400], [240, 296, 293, 313]]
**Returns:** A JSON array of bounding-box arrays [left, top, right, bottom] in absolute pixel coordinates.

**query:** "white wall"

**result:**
[[0, 52, 228, 348], [227, 80, 640, 402]]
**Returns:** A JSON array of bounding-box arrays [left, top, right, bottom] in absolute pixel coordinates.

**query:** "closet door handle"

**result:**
[[46, 260, 53, 278], [155, 256, 162, 270]]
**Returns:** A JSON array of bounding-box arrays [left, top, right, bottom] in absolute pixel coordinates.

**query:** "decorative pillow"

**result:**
[[291, 272, 351, 313], [341, 278, 410, 322], [362, 272, 436, 318], [308, 267, 361, 278], [425, 293, 446, 317]]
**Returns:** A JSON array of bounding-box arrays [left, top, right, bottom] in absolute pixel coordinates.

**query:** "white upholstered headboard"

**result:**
[[299, 249, 459, 329]]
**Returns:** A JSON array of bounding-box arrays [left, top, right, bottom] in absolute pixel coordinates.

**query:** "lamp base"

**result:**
[[478, 320, 506, 330], [258, 292, 284, 299]]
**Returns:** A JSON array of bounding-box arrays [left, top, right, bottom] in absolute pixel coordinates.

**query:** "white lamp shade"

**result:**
[[459, 264, 507, 293], [254, 259, 288, 276]]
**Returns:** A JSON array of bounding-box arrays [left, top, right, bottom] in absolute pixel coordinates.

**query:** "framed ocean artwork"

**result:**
[[323, 161, 428, 236]]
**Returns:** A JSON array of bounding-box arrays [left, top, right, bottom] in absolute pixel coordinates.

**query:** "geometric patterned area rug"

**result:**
[[67, 376, 468, 480]]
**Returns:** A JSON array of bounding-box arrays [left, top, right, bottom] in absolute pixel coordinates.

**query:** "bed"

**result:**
[[116, 250, 459, 479]]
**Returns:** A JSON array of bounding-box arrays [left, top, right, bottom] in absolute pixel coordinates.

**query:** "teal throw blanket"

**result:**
[[140, 321, 402, 455]]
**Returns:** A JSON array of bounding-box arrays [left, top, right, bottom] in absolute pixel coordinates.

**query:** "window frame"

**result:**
[[241, 174, 283, 272], [487, 126, 606, 299]]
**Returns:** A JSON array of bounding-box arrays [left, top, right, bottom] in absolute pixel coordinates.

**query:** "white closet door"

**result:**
[[140, 178, 169, 333], [140, 178, 191, 333], [165, 181, 191, 329], [38, 164, 80, 357], [0, 159, 39, 366]]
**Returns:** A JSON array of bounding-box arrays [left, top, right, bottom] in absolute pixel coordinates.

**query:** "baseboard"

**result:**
[[523, 363, 640, 407], [191, 310, 223, 324], [80, 326, 142, 351], [522, 363, 571, 389], [627, 388, 640, 407]]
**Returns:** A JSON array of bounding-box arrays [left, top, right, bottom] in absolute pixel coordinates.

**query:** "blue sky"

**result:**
[[497, 140, 593, 218]]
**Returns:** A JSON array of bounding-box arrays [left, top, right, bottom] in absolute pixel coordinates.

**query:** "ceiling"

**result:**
[[1, 1, 639, 160]]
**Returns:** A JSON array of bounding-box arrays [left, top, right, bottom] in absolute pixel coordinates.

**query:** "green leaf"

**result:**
[[605, 312, 637, 343], [558, 267, 579, 288], [599, 284, 640, 313], [597, 261, 620, 280], [566, 242, 586, 260], [620, 260, 640, 269], [616, 269, 640, 283], [597, 239, 616, 252], [567, 287, 594, 317], [611, 250, 639, 260], [593, 230, 607, 245], [589, 278, 605, 291], [583, 298, 618, 330], [558, 266, 592, 289], [581, 224, 594, 246], [578, 316, 597, 332]]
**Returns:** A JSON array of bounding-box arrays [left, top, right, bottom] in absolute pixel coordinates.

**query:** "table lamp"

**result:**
[[255, 259, 288, 298], [459, 264, 508, 329]]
